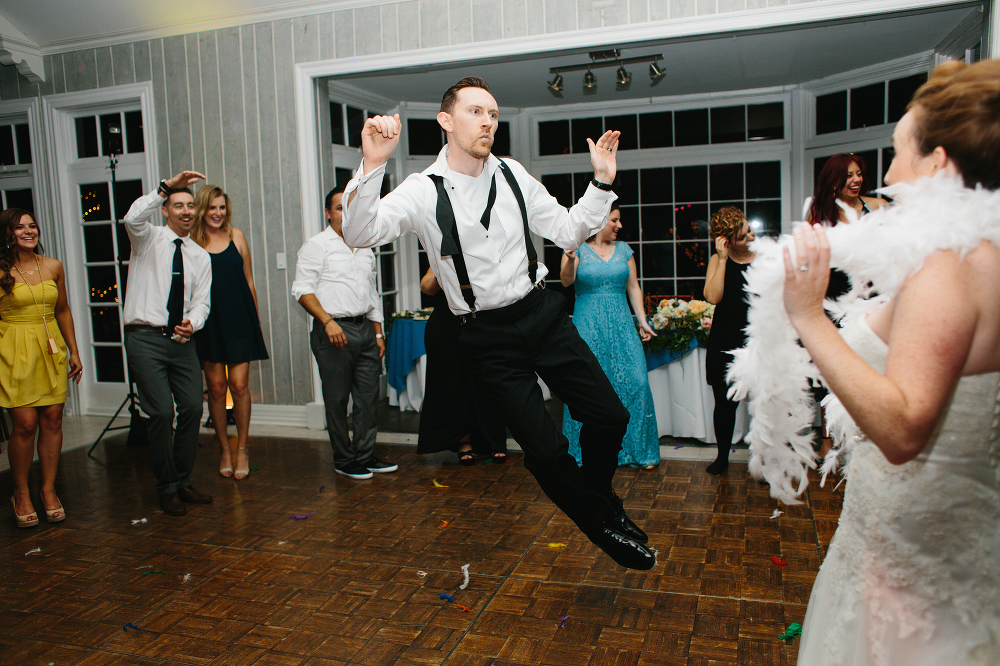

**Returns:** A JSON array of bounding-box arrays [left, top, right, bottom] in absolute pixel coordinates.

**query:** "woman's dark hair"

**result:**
[[0, 208, 43, 295], [808, 153, 870, 226], [908, 59, 1000, 190]]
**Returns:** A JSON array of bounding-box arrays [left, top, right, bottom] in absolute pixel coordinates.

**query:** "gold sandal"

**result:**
[[233, 447, 249, 480]]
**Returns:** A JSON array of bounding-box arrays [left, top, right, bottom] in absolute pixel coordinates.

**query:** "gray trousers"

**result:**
[[310, 318, 380, 467], [125, 331, 204, 494]]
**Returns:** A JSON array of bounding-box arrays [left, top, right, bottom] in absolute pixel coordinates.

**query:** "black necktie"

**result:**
[[480, 174, 497, 230], [167, 238, 184, 331]]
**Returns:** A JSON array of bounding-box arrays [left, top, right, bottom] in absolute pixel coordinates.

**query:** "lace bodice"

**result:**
[[804, 318, 1000, 665], [574, 242, 631, 296]]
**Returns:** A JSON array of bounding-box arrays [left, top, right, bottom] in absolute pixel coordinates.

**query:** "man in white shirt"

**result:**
[[342, 77, 654, 570], [122, 170, 213, 517], [292, 186, 395, 480]]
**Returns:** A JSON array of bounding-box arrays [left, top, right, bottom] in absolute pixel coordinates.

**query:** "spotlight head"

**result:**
[[649, 61, 665, 82], [583, 69, 596, 89], [547, 74, 564, 92], [615, 65, 631, 86]]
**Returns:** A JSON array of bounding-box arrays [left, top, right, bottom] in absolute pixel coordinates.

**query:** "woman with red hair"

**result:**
[[808, 152, 888, 227]]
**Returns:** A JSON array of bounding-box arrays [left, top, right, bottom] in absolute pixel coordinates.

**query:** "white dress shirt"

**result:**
[[290, 226, 384, 324], [122, 189, 212, 331], [342, 146, 616, 315]]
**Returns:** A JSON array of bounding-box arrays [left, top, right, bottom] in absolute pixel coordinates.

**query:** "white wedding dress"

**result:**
[[798, 318, 1000, 665]]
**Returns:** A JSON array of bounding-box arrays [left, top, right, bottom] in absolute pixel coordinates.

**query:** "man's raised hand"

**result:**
[[362, 114, 402, 174], [586, 130, 621, 185], [164, 170, 206, 189]]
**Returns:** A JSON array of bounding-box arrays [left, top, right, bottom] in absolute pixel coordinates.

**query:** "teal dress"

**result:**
[[562, 242, 659, 467]]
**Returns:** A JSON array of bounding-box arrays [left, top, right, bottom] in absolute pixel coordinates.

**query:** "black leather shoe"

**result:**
[[609, 492, 648, 543], [177, 486, 213, 504], [589, 525, 656, 570], [159, 493, 187, 516]]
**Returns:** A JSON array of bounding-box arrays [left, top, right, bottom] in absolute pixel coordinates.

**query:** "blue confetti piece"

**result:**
[[123, 623, 141, 632], [290, 511, 316, 520], [439, 593, 454, 602], [673, 445, 683, 450]]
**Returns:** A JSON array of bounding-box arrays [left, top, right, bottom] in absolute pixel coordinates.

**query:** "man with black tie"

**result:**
[[341, 77, 655, 570], [122, 170, 213, 516]]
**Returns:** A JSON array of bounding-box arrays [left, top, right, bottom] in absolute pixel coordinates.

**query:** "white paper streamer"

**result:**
[[459, 564, 470, 590]]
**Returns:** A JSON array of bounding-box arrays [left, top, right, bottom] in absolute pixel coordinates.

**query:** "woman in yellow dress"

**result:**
[[0, 208, 82, 527]]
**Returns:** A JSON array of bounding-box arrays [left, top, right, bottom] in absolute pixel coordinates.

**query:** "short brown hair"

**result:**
[[440, 77, 491, 114], [709, 206, 745, 242], [908, 59, 1000, 190]]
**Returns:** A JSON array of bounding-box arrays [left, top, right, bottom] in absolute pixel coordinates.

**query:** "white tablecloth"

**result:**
[[646, 347, 749, 444]]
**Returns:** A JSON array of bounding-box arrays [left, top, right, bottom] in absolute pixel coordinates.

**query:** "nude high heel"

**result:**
[[11, 496, 39, 528]]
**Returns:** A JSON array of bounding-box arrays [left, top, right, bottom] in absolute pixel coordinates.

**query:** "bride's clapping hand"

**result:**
[[782, 223, 831, 325]]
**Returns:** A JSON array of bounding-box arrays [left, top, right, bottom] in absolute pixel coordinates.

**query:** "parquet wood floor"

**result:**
[[1, 434, 842, 665]]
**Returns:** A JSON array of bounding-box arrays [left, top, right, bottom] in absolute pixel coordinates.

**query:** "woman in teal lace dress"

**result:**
[[560, 202, 659, 469]]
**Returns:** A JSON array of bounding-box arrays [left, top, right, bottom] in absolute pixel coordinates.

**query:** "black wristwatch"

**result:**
[[157, 180, 175, 197], [591, 178, 613, 191]]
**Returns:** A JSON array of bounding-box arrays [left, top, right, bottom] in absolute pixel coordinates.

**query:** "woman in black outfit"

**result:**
[[190, 185, 269, 480], [703, 206, 755, 475], [416, 267, 507, 465]]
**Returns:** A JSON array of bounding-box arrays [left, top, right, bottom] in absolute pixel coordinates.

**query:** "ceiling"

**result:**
[[334, 5, 982, 108]]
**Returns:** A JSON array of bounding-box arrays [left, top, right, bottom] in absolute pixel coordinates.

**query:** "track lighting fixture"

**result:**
[[547, 49, 663, 93], [615, 63, 631, 86], [649, 61, 665, 82]]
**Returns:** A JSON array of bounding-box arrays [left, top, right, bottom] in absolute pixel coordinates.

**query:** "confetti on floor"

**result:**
[[557, 615, 570, 628], [779, 623, 802, 641], [416, 571, 427, 577], [290, 511, 316, 520], [455, 604, 471, 612], [439, 520, 449, 529], [122, 623, 141, 632], [24, 547, 41, 556], [432, 479, 449, 488], [547, 543, 567, 549], [181, 574, 191, 583], [318, 485, 325, 493], [249, 466, 260, 472], [459, 563, 470, 590], [131, 518, 147, 525], [143, 570, 167, 576], [770, 509, 783, 519], [439, 593, 454, 602], [770, 556, 788, 566]]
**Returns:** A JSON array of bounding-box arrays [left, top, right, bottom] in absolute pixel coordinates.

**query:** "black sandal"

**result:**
[[491, 452, 507, 465], [458, 450, 476, 466]]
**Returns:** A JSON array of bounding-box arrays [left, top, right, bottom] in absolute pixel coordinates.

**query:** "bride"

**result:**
[[733, 59, 1000, 664]]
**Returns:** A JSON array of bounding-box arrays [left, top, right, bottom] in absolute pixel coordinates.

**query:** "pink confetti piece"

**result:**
[[290, 511, 316, 520]]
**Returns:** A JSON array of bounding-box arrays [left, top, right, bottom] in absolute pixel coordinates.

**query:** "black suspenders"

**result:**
[[429, 159, 537, 313]]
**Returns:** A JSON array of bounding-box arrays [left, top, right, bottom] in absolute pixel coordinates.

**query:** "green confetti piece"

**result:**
[[778, 622, 802, 641], [143, 570, 167, 576], [249, 466, 260, 472]]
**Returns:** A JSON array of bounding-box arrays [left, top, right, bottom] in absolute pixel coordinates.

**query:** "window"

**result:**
[[74, 111, 144, 158], [541, 160, 781, 300], [0, 123, 31, 166], [815, 71, 928, 135], [538, 102, 785, 155]]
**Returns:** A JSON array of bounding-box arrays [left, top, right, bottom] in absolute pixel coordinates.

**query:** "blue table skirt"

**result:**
[[387, 318, 428, 392], [644, 337, 702, 371]]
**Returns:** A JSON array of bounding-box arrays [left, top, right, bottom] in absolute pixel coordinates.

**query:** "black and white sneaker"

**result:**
[[365, 456, 398, 474], [335, 463, 373, 479]]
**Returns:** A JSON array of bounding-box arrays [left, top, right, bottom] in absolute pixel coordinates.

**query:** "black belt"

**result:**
[[458, 283, 545, 325], [124, 324, 171, 335], [331, 315, 367, 324]]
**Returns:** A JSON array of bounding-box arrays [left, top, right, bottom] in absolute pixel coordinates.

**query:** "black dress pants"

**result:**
[[457, 288, 630, 536]]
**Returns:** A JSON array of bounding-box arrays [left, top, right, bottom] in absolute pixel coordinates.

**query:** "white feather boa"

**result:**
[[727, 174, 1000, 504]]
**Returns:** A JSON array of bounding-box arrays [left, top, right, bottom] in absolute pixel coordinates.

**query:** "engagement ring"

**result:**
[[798, 265, 809, 272]]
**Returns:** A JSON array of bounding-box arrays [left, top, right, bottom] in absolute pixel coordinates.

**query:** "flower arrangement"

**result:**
[[392, 308, 434, 320], [641, 298, 714, 355]]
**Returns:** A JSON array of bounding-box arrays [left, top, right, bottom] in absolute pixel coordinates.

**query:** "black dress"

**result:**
[[194, 241, 269, 364], [416, 291, 506, 455], [705, 258, 751, 388]]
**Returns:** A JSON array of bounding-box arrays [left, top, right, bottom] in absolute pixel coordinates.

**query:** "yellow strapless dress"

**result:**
[[0, 280, 68, 408]]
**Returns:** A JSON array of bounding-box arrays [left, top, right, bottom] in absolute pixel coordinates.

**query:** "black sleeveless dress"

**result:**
[[194, 241, 269, 364], [705, 258, 751, 388]]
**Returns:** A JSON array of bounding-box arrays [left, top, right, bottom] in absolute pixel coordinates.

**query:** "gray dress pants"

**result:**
[[310, 319, 380, 467], [124, 331, 204, 494]]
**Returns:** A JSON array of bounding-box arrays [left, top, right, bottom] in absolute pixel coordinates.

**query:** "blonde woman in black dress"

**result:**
[[191, 186, 268, 480]]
